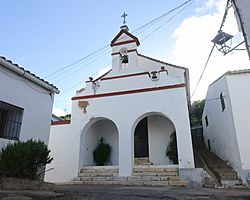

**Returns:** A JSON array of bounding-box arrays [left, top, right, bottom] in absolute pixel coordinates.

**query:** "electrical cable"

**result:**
[[191, 44, 215, 98], [44, 45, 110, 79], [53, 49, 111, 84], [55, 0, 196, 96], [141, 0, 195, 42], [45, 0, 195, 81], [205, 96, 226, 102], [191, 0, 231, 99], [48, 47, 110, 80], [132, 0, 193, 35], [0, 67, 51, 95]]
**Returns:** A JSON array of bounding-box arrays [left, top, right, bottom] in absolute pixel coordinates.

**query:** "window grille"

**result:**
[[0, 101, 23, 140]]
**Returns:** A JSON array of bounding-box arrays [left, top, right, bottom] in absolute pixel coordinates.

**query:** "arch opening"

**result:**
[[80, 118, 119, 167], [133, 113, 177, 165]]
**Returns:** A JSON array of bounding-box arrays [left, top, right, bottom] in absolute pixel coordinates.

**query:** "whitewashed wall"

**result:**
[[46, 28, 194, 182], [226, 74, 250, 178], [148, 115, 175, 165], [46, 84, 194, 182], [81, 119, 119, 166], [202, 76, 242, 173], [234, 0, 250, 59], [202, 73, 250, 183], [0, 65, 54, 149], [45, 124, 79, 182]]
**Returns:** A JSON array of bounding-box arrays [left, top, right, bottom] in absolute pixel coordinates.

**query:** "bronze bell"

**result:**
[[121, 54, 128, 63], [151, 71, 158, 79]]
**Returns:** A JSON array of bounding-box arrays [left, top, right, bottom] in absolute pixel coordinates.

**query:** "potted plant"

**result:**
[[166, 132, 178, 164], [93, 137, 111, 166]]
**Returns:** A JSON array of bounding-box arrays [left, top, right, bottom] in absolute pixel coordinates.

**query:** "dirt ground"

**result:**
[[1, 185, 250, 200]]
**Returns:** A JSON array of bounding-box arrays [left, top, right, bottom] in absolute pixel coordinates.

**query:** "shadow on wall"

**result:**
[[80, 118, 119, 167]]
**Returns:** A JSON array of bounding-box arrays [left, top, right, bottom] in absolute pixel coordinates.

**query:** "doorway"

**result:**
[[134, 117, 149, 157]]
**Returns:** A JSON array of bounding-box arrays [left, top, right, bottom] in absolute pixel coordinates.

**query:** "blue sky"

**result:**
[[1, 0, 249, 116]]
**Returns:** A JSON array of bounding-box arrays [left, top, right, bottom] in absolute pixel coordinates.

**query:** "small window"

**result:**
[[220, 92, 225, 111], [205, 115, 209, 127], [207, 139, 211, 151], [0, 101, 23, 140]]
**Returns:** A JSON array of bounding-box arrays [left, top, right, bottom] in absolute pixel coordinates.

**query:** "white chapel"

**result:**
[[45, 23, 196, 185]]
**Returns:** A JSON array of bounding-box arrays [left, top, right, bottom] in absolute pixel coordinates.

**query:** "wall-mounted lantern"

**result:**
[[211, 30, 233, 55]]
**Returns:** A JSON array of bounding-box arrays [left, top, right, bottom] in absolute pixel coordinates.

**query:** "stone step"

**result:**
[[133, 166, 178, 173], [134, 157, 153, 165], [74, 166, 185, 187], [219, 172, 238, 180], [136, 162, 153, 165], [133, 172, 178, 177], [79, 172, 119, 177], [80, 167, 118, 174], [70, 180, 187, 186], [134, 157, 150, 162], [221, 179, 242, 187], [74, 175, 180, 182], [199, 149, 240, 183]]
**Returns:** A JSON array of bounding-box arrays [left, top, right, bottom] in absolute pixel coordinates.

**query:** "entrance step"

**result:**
[[134, 157, 153, 165], [194, 145, 243, 187], [72, 166, 187, 187]]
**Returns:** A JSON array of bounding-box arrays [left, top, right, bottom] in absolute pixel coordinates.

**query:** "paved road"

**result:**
[[55, 185, 250, 200], [1, 185, 250, 199]]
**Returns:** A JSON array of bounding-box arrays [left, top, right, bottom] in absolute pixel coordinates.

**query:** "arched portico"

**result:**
[[132, 112, 177, 166], [79, 117, 119, 169]]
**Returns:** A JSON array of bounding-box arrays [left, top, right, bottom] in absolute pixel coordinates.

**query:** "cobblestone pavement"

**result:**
[[1, 185, 250, 199]]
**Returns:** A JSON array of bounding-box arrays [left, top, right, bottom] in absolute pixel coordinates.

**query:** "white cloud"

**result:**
[[196, 0, 216, 13], [52, 107, 66, 117], [171, 0, 250, 101]]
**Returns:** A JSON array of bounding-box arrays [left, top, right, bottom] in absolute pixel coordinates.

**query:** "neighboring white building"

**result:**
[[232, 0, 250, 59], [202, 69, 250, 184], [0, 56, 59, 149], [45, 25, 195, 183]]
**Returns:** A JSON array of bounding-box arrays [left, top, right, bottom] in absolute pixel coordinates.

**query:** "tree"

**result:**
[[93, 137, 111, 166], [0, 139, 53, 180], [166, 132, 178, 164], [189, 100, 205, 127], [60, 114, 71, 121]]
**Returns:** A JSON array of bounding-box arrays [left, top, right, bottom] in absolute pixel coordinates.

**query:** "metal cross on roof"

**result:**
[[121, 12, 128, 25]]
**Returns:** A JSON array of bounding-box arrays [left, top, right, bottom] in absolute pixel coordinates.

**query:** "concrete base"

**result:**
[[241, 169, 250, 187], [179, 168, 210, 187]]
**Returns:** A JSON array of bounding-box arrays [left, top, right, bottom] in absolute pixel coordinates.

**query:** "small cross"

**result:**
[[121, 12, 128, 25]]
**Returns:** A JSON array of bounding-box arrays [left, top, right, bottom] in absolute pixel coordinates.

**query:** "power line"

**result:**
[[53, 49, 111, 84], [141, 0, 195, 42], [44, 44, 110, 79], [57, 64, 112, 96], [132, 0, 193, 35], [0, 67, 51, 95], [45, 0, 195, 81], [49, 47, 110, 80], [191, 0, 231, 99], [191, 44, 215, 98]]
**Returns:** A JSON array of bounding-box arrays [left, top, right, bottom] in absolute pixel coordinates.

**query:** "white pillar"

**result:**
[[175, 120, 195, 169], [118, 123, 133, 176]]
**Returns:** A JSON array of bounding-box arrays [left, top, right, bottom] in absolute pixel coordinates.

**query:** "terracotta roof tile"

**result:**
[[0, 56, 59, 93]]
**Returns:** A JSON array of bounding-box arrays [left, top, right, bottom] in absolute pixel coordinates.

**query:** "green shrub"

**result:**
[[166, 132, 178, 164], [0, 139, 53, 180], [93, 137, 111, 166]]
